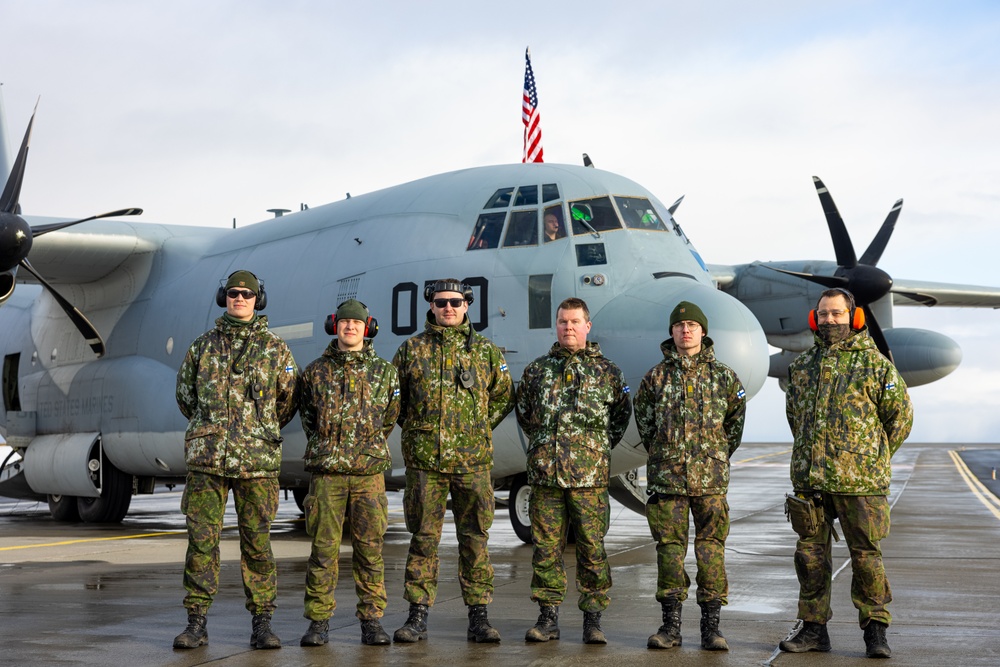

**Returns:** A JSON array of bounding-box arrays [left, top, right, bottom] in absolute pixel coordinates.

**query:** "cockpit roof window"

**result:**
[[615, 196, 670, 231], [568, 196, 622, 236], [484, 188, 514, 209], [513, 185, 538, 207], [542, 183, 560, 202]]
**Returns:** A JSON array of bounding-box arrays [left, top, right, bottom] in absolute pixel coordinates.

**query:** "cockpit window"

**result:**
[[615, 196, 670, 231], [467, 212, 505, 250], [542, 204, 566, 242], [513, 186, 538, 207], [503, 210, 538, 247], [542, 183, 560, 202], [568, 196, 622, 235], [484, 188, 514, 209]]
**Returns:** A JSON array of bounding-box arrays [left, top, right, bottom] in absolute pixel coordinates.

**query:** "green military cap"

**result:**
[[670, 300, 708, 333], [225, 270, 260, 294], [336, 299, 370, 322]]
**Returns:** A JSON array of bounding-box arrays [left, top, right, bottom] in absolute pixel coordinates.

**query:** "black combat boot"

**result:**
[[582, 610, 607, 644], [361, 618, 391, 645], [172, 614, 208, 649], [467, 604, 501, 643], [647, 599, 681, 649], [393, 603, 429, 643], [300, 619, 329, 647], [864, 620, 891, 659], [699, 600, 728, 651], [525, 604, 560, 642], [779, 620, 832, 653], [250, 612, 282, 650]]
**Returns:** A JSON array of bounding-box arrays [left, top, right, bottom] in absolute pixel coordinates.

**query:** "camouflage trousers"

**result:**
[[646, 493, 730, 605], [180, 471, 279, 616], [402, 468, 495, 606], [794, 492, 892, 627], [303, 473, 388, 621], [529, 485, 612, 612]]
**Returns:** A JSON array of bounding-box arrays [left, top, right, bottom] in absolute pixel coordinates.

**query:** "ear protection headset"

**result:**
[[809, 287, 864, 331], [325, 301, 379, 338], [216, 271, 267, 310], [423, 279, 475, 305]]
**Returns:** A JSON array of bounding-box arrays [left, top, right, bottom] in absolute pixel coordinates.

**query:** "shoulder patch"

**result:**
[[885, 382, 895, 390], [284, 365, 295, 373], [500, 363, 508, 373], [622, 385, 630, 394], [737, 389, 746, 400], [393, 388, 400, 397]]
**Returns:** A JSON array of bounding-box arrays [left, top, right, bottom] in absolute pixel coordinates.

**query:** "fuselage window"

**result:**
[[576, 243, 607, 266], [484, 188, 514, 209], [615, 196, 669, 231], [528, 274, 553, 329], [503, 210, 539, 247], [542, 204, 566, 242], [542, 183, 560, 202], [513, 185, 538, 207], [467, 212, 506, 250], [568, 196, 622, 236]]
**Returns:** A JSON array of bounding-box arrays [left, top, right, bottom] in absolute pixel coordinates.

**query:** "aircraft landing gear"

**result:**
[[75, 454, 133, 523], [508, 473, 532, 543], [47, 493, 81, 522]]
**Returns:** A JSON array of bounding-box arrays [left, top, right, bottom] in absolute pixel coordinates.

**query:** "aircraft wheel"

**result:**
[[292, 487, 307, 513], [77, 456, 133, 523], [508, 473, 532, 544], [48, 493, 81, 522]]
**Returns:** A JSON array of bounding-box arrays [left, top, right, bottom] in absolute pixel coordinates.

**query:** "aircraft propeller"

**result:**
[[767, 176, 902, 362], [0, 101, 142, 358]]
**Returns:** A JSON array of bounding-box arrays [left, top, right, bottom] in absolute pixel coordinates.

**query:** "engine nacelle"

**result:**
[[884, 327, 962, 387]]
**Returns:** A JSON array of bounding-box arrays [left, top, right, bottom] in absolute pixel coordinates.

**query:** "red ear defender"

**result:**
[[808, 310, 818, 331], [324, 314, 379, 338]]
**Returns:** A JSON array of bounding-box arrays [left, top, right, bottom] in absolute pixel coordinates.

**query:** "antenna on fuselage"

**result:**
[[582, 153, 594, 167]]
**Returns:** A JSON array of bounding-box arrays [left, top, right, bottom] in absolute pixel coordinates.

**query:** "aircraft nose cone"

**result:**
[[0, 213, 33, 273], [591, 279, 769, 399]]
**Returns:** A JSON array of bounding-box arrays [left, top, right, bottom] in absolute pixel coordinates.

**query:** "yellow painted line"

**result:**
[[734, 448, 792, 464], [948, 450, 1000, 521], [0, 531, 182, 551]]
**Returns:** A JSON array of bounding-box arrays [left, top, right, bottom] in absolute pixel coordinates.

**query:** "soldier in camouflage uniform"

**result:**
[[781, 288, 912, 660], [515, 297, 632, 645], [298, 299, 400, 648], [391, 279, 514, 644], [172, 270, 299, 651], [634, 301, 746, 652]]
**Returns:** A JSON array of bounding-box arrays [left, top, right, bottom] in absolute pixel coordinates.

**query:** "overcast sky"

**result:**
[[3, 1, 1000, 443]]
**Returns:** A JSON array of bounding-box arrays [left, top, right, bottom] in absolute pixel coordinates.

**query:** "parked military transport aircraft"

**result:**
[[3, 101, 1000, 542]]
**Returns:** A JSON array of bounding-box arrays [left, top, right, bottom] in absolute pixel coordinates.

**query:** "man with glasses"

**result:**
[[515, 297, 632, 645], [634, 301, 746, 651], [173, 270, 299, 650], [781, 288, 912, 659], [391, 279, 513, 644]]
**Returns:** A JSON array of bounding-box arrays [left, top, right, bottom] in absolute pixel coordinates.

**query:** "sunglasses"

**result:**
[[433, 298, 466, 308], [226, 289, 256, 300]]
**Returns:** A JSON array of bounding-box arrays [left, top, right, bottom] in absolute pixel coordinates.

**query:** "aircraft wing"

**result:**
[[890, 279, 1000, 308]]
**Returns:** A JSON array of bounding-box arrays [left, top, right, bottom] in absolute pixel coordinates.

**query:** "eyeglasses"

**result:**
[[227, 289, 256, 300], [433, 298, 466, 308], [816, 309, 847, 319], [672, 321, 701, 331]]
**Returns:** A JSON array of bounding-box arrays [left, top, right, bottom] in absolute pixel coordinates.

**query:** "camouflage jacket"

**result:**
[[392, 313, 514, 474], [300, 340, 400, 476], [515, 341, 632, 488], [634, 338, 746, 496], [786, 327, 913, 495], [176, 315, 299, 479]]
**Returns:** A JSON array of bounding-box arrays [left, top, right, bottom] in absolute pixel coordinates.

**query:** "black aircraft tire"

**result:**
[[292, 487, 308, 513], [77, 457, 133, 523], [48, 494, 81, 522], [508, 473, 532, 544]]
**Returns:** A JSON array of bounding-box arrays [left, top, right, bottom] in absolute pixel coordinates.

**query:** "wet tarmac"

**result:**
[[2, 442, 999, 666]]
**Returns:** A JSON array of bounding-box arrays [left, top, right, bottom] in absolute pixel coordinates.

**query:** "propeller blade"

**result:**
[[863, 304, 894, 364], [0, 98, 39, 214], [30, 207, 143, 237], [18, 258, 105, 358], [766, 265, 849, 289], [859, 199, 903, 266], [813, 176, 857, 268]]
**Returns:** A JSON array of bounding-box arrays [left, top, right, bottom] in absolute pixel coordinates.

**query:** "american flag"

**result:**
[[522, 48, 544, 163]]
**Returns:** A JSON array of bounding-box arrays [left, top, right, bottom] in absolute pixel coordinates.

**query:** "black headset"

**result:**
[[216, 270, 267, 310], [423, 279, 475, 305], [325, 300, 379, 338]]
